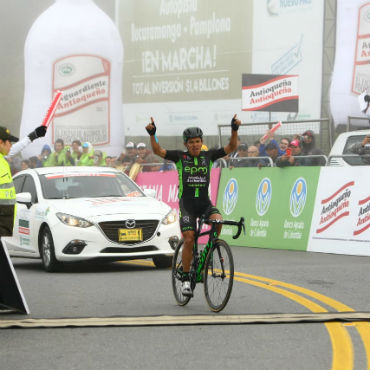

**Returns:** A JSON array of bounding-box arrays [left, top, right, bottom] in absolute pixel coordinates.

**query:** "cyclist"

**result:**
[[145, 115, 241, 297]]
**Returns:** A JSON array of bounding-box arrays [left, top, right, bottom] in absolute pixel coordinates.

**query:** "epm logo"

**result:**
[[290, 177, 307, 217], [184, 166, 208, 175], [223, 178, 238, 215], [256, 178, 272, 216]]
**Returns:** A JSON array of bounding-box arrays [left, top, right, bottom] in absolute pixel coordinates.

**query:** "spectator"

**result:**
[[70, 139, 82, 165], [230, 143, 248, 167], [38, 144, 52, 166], [116, 157, 134, 175], [105, 156, 117, 167], [93, 150, 106, 166], [21, 160, 30, 170], [29, 156, 42, 168], [276, 139, 313, 167], [247, 145, 268, 168], [265, 142, 280, 166], [279, 137, 290, 154], [300, 130, 325, 165], [7, 154, 22, 175], [259, 131, 286, 157], [78, 142, 94, 166], [135, 142, 161, 172], [43, 139, 73, 166], [118, 141, 137, 163], [247, 145, 259, 157], [349, 134, 370, 165]]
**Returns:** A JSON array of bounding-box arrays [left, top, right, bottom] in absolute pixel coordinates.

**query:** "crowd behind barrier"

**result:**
[[8, 125, 332, 177]]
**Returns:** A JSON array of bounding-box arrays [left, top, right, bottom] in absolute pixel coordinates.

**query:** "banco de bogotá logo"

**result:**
[[256, 178, 272, 216], [290, 177, 307, 217], [223, 178, 238, 215]]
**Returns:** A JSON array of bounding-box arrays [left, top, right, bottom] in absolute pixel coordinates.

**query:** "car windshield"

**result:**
[[39, 172, 144, 199], [343, 135, 369, 166]]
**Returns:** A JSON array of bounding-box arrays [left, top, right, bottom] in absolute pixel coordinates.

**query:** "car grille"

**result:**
[[100, 246, 158, 253], [98, 220, 159, 244]]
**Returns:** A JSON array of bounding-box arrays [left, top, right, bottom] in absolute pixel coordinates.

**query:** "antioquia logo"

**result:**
[[290, 177, 307, 217], [223, 178, 238, 215], [256, 178, 272, 216]]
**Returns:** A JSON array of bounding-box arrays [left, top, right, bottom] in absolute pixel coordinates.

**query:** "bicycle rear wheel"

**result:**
[[203, 239, 234, 312], [171, 239, 191, 306]]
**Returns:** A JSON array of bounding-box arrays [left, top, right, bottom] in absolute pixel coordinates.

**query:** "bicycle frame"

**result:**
[[192, 217, 245, 283]]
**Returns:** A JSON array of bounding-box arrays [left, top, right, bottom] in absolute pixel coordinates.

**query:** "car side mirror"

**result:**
[[143, 188, 156, 198], [16, 192, 32, 209]]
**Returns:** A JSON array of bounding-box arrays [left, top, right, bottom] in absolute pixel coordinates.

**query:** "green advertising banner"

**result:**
[[216, 167, 321, 251]]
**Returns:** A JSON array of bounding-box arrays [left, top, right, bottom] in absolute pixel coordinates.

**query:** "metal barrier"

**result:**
[[277, 154, 328, 166], [217, 118, 332, 154], [347, 116, 370, 131], [327, 154, 370, 166], [228, 156, 274, 167], [213, 158, 228, 168], [136, 162, 176, 171], [227, 155, 327, 167]]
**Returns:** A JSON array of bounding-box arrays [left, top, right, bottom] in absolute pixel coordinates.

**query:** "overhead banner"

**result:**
[[117, 0, 324, 135], [251, 1, 324, 122], [241, 74, 299, 112]]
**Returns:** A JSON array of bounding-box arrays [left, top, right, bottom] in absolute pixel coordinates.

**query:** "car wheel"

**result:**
[[40, 226, 63, 272], [152, 255, 173, 268]]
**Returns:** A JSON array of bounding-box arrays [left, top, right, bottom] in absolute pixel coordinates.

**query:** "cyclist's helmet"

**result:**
[[183, 127, 203, 143]]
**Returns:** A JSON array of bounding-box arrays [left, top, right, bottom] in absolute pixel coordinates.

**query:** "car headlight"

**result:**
[[162, 209, 177, 225], [56, 212, 93, 228]]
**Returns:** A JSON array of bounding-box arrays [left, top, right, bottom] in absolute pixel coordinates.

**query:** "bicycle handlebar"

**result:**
[[201, 217, 245, 239]]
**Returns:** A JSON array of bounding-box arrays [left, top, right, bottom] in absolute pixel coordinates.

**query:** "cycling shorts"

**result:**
[[179, 198, 220, 233]]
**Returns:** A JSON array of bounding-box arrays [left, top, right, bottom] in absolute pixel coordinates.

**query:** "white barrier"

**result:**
[[308, 167, 370, 256]]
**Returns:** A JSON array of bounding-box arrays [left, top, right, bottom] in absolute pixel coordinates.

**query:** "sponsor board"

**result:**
[[242, 74, 299, 112], [308, 167, 370, 256], [217, 167, 319, 250]]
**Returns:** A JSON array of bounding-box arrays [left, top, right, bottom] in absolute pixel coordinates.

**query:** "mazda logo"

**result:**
[[125, 219, 136, 229]]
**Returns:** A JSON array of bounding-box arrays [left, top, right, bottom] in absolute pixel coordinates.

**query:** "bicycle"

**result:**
[[171, 216, 245, 312]]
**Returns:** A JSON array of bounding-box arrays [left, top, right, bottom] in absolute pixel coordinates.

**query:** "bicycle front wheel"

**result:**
[[171, 239, 191, 306], [203, 239, 234, 312]]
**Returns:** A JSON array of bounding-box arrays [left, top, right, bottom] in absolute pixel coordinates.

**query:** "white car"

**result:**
[[2, 166, 180, 272], [328, 129, 370, 166]]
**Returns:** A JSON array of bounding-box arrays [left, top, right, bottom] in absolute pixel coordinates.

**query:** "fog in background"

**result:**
[[0, 0, 115, 135]]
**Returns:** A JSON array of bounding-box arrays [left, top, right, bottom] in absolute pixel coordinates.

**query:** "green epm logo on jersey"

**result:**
[[184, 166, 208, 175]]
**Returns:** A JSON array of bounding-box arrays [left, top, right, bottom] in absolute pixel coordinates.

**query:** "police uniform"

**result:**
[[0, 127, 18, 236]]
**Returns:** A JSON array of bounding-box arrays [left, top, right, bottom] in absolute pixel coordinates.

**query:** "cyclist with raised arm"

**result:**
[[146, 115, 241, 297]]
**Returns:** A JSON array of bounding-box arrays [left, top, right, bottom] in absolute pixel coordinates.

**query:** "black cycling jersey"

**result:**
[[165, 148, 226, 200]]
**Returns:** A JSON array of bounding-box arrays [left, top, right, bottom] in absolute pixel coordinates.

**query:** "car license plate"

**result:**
[[118, 228, 143, 242]]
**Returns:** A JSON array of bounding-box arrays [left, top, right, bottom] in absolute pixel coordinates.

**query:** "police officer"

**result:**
[[0, 127, 19, 236], [0, 124, 46, 313]]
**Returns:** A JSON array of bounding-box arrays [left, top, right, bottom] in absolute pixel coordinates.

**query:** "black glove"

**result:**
[[364, 95, 370, 103], [146, 121, 157, 136], [231, 116, 239, 131], [28, 125, 47, 142]]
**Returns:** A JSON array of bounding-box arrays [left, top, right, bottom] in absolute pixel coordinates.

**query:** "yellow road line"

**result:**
[[235, 272, 370, 370], [122, 260, 367, 370], [234, 276, 353, 370]]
